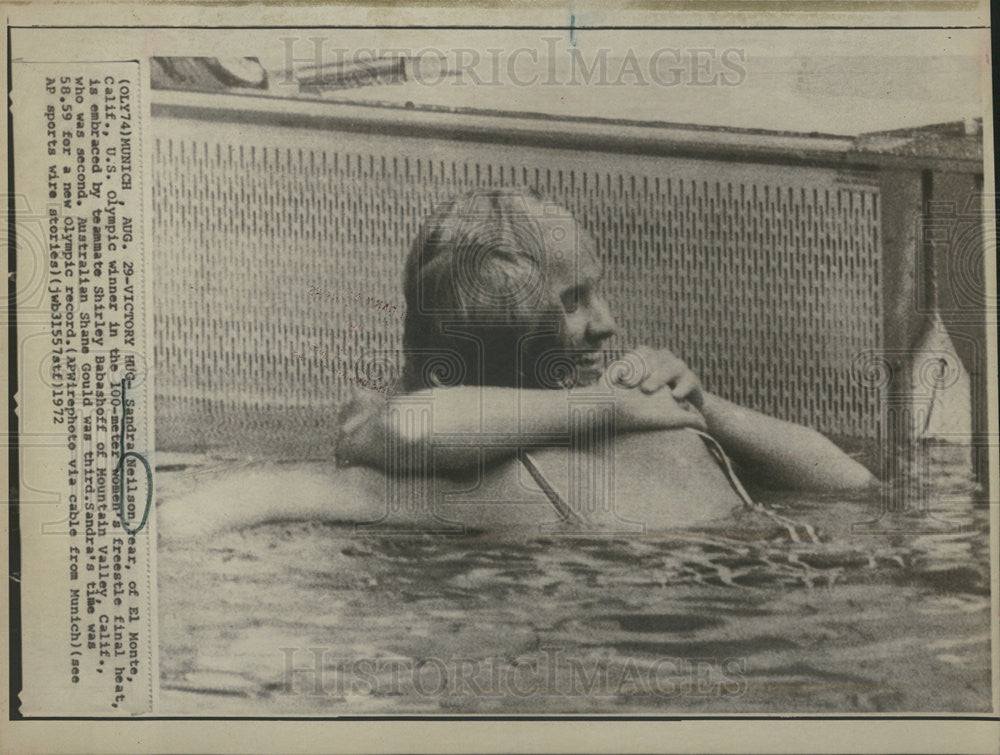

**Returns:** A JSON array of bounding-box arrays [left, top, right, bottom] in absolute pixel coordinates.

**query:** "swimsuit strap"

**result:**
[[521, 432, 760, 528], [691, 429, 820, 544], [522, 432, 819, 544], [691, 430, 756, 509], [520, 451, 588, 527], [521, 432, 757, 529]]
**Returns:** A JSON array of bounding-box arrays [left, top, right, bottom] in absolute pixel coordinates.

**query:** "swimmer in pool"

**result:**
[[158, 188, 875, 539], [337, 189, 875, 488]]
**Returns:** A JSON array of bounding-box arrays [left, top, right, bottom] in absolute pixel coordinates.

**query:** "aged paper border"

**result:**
[[2, 1, 997, 752]]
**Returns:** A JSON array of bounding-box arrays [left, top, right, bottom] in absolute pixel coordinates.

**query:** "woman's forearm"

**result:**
[[403, 387, 580, 471], [339, 385, 704, 473], [339, 387, 576, 472], [700, 392, 877, 491]]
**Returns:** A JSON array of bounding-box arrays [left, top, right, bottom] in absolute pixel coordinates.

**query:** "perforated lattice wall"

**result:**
[[150, 115, 882, 455]]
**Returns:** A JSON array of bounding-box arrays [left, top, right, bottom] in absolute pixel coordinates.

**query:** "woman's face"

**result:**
[[403, 196, 619, 390], [539, 216, 619, 386]]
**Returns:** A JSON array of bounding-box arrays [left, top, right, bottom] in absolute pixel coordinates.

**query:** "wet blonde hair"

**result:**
[[402, 188, 572, 391]]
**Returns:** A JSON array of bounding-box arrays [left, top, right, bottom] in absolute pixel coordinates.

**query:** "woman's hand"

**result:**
[[610, 381, 707, 433], [608, 346, 704, 409]]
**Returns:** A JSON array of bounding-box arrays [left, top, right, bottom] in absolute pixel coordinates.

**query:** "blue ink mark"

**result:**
[[115, 378, 153, 535], [570, 13, 576, 46]]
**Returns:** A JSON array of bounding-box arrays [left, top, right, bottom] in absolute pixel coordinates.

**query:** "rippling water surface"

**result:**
[[157, 449, 992, 715]]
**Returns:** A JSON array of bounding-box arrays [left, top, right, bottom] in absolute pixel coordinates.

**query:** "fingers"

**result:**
[[670, 372, 700, 402], [640, 369, 673, 394], [639, 350, 687, 394], [618, 354, 645, 388], [657, 392, 708, 432], [608, 348, 648, 388], [612, 347, 703, 403]]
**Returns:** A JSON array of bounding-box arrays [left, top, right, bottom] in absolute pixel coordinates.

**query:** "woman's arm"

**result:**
[[337, 383, 706, 473], [699, 392, 877, 491], [616, 346, 877, 492]]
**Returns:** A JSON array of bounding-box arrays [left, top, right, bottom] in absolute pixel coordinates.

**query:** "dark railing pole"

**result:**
[[928, 170, 990, 460], [877, 168, 930, 515]]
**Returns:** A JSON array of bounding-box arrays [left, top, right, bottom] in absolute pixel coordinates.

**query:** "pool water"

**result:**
[[156, 448, 993, 715]]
